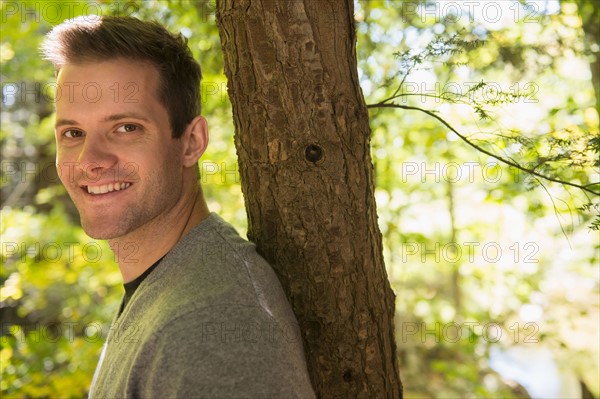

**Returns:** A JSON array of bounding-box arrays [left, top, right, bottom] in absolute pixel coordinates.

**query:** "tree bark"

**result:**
[[576, 0, 600, 118], [215, 1, 402, 397]]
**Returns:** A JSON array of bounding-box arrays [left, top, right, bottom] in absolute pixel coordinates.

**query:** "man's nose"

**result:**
[[77, 135, 118, 180]]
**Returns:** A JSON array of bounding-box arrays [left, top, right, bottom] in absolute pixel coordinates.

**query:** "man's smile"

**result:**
[[81, 182, 133, 195]]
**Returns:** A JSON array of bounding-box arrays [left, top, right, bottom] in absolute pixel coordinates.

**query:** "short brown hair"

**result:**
[[41, 15, 202, 138]]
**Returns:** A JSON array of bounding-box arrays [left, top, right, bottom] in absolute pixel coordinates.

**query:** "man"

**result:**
[[42, 15, 315, 398]]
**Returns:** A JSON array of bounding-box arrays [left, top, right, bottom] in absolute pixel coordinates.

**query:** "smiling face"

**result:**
[[55, 59, 186, 239]]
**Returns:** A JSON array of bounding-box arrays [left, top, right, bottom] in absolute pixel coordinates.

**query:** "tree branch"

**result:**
[[367, 102, 600, 196]]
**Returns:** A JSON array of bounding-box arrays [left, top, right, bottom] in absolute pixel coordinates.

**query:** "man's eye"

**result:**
[[116, 124, 139, 133], [63, 129, 84, 138]]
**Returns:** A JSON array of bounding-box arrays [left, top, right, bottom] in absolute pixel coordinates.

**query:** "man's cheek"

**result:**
[[56, 161, 78, 187]]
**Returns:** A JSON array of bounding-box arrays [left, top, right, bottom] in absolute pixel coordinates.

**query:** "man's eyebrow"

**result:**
[[55, 114, 151, 128], [104, 113, 151, 122], [55, 119, 79, 128]]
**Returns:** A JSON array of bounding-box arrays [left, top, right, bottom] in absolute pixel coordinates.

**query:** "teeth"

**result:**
[[87, 182, 131, 195]]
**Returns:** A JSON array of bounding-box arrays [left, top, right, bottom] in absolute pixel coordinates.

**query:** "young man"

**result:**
[[42, 15, 314, 398]]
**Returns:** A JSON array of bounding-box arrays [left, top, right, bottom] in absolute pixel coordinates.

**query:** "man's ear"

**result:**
[[181, 116, 209, 168]]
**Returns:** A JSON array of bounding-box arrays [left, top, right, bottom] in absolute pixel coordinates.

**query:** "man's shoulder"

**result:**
[[127, 213, 295, 331], [163, 212, 267, 280]]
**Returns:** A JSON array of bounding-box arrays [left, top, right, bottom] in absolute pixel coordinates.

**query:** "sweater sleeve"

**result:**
[[129, 304, 315, 399]]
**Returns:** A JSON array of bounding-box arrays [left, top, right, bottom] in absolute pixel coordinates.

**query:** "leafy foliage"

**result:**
[[357, 0, 598, 397]]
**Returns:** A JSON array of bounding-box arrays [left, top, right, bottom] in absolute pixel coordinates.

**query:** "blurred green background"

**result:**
[[1, 1, 598, 398]]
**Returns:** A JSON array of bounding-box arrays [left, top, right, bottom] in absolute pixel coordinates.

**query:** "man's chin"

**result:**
[[82, 228, 121, 240], [81, 219, 128, 240]]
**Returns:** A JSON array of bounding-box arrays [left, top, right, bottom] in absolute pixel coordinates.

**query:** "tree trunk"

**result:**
[[576, 0, 600, 117], [215, 1, 402, 397]]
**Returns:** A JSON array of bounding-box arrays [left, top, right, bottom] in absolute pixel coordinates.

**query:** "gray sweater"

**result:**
[[89, 213, 315, 398]]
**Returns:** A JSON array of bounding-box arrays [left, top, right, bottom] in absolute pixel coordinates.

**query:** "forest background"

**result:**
[[0, 0, 598, 398]]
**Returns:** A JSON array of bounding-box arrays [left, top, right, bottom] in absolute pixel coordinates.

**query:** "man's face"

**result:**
[[55, 59, 185, 239]]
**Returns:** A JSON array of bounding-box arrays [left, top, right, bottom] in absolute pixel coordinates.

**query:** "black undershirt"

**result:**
[[119, 256, 164, 315]]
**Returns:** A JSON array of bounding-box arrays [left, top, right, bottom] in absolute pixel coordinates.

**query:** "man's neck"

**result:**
[[108, 185, 210, 283]]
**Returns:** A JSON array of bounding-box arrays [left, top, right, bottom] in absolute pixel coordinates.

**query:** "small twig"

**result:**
[[536, 176, 572, 246], [366, 102, 600, 196]]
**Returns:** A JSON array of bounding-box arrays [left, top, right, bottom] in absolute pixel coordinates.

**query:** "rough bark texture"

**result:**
[[215, 1, 402, 397], [577, 0, 600, 117]]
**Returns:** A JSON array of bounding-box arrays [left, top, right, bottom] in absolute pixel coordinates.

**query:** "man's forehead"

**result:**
[[55, 60, 161, 105], [57, 59, 159, 85]]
